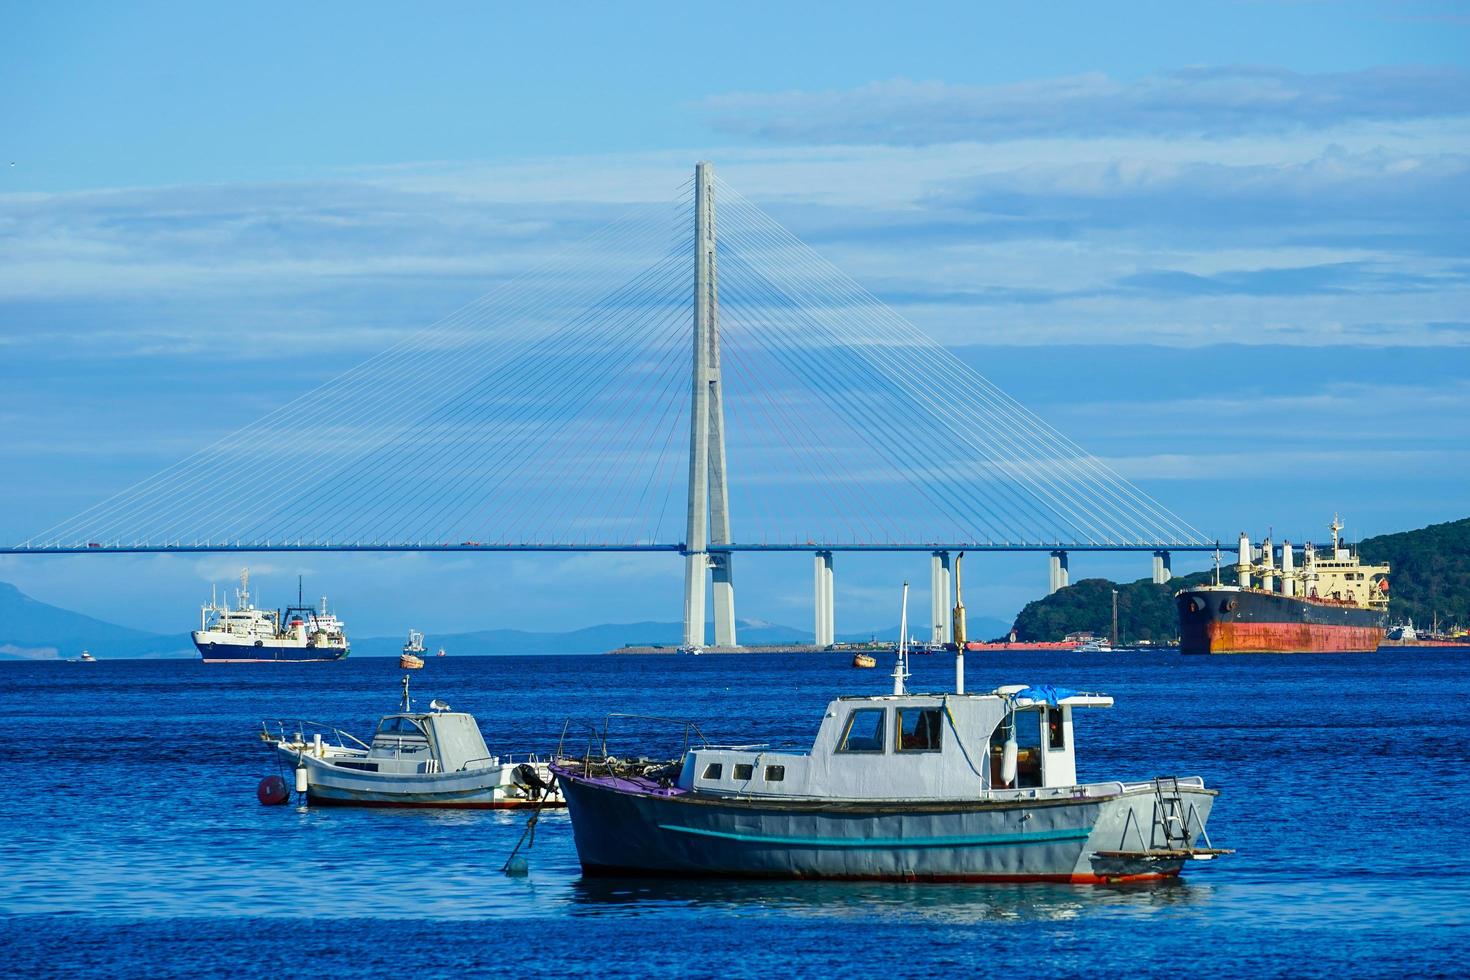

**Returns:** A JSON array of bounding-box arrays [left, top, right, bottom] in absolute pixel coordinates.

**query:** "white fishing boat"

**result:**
[[553, 564, 1229, 883], [70, 650, 97, 663], [194, 569, 349, 663], [262, 677, 562, 809]]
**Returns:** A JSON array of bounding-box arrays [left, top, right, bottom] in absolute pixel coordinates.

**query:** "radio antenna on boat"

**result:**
[[400, 674, 412, 713], [952, 552, 967, 695], [893, 581, 911, 696]]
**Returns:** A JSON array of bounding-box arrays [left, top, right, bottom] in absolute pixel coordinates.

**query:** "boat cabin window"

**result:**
[[837, 708, 886, 753], [895, 707, 943, 753], [701, 763, 723, 780], [734, 763, 754, 780], [1047, 707, 1065, 750], [376, 716, 425, 737], [765, 765, 785, 782]]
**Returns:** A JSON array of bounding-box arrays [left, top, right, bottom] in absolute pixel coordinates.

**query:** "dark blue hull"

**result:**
[[194, 641, 349, 663]]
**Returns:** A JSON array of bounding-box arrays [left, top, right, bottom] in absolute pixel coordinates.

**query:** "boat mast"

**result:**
[[893, 582, 910, 696], [952, 552, 967, 695]]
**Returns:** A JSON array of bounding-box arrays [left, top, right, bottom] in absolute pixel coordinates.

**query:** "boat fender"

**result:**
[[294, 766, 309, 795], [1002, 720, 1018, 788], [257, 775, 290, 806], [513, 763, 550, 793]]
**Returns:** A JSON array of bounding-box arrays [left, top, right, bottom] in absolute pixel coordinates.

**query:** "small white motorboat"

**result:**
[[70, 650, 98, 663], [261, 677, 561, 809]]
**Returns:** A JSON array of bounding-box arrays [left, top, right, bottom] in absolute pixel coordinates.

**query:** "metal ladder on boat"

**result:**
[[1152, 776, 1191, 849]]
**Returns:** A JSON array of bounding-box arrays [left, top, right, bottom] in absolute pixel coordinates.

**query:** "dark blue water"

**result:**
[[3, 651, 1467, 977]]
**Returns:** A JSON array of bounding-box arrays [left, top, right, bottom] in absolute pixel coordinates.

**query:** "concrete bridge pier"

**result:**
[[1048, 550, 1070, 595], [929, 550, 952, 645], [814, 550, 835, 647], [1152, 550, 1172, 585]]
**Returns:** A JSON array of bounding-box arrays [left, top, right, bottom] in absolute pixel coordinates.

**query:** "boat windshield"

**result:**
[[376, 716, 426, 737], [837, 708, 886, 753]]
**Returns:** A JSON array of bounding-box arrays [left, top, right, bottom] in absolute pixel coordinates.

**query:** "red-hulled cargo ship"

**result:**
[[1177, 516, 1389, 655]]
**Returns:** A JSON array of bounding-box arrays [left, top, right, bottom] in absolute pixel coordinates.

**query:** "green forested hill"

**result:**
[[1009, 516, 1470, 642], [1359, 517, 1470, 628], [1010, 571, 1211, 644]]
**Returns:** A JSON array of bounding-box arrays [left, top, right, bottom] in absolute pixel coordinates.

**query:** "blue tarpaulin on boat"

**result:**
[[1013, 685, 1076, 705]]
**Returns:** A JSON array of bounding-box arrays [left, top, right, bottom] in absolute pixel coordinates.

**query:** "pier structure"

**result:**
[[7, 160, 1221, 632], [1048, 550, 1070, 595], [813, 550, 835, 647], [930, 551, 952, 645]]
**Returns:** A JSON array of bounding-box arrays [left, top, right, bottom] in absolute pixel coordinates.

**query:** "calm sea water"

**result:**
[[3, 650, 1467, 977]]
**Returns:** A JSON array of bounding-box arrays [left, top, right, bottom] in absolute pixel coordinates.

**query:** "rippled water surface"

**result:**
[[3, 650, 1467, 977]]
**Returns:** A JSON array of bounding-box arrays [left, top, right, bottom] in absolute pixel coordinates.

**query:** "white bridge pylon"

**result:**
[[684, 161, 736, 650]]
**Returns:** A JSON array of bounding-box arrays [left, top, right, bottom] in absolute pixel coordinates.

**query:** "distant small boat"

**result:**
[[436, 648, 446, 658], [851, 653, 877, 668], [401, 629, 427, 670], [71, 650, 97, 663]]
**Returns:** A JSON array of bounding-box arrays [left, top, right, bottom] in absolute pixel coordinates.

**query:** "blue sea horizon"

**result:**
[[3, 650, 1464, 977]]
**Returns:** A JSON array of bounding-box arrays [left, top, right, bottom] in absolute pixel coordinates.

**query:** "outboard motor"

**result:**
[[513, 763, 552, 799]]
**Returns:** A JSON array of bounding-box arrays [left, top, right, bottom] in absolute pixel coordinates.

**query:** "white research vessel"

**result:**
[[193, 569, 349, 663]]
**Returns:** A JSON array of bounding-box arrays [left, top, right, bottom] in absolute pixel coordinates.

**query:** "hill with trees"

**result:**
[[1359, 517, 1470, 629]]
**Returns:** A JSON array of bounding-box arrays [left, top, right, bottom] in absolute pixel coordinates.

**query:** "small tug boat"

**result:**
[[400, 629, 427, 670], [261, 676, 561, 809], [553, 566, 1228, 883]]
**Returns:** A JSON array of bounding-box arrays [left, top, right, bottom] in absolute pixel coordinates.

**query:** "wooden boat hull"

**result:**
[[553, 768, 1216, 884]]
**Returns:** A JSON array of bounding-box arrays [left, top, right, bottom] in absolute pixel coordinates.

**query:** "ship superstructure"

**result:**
[[193, 568, 350, 663], [1176, 515, 1389, 654]]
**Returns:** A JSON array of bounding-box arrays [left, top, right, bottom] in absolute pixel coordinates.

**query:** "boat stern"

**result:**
[[1080, 779, 1227, 882]]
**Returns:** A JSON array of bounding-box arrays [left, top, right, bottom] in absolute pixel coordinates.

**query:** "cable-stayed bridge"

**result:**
[[7, 163, 1215, 649]]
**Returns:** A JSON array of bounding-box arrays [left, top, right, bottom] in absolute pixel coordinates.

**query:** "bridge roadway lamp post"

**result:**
[[683, 161, 737, 650]]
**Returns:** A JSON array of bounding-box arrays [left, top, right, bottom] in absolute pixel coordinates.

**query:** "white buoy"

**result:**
[[294, 766, 308, 795], [312, 733, 323, 757], [1002, 730, 1018, 787]]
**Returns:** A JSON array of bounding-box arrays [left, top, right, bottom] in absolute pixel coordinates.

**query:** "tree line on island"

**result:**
[[1008, 517, 1470, 644]]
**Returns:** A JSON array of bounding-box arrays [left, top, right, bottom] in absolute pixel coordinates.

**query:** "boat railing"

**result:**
[[260, 719, 371, 752], [553, 714, 706, 779]]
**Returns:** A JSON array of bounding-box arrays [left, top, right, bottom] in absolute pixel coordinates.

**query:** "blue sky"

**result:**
[[2, 1, 1467, 638]]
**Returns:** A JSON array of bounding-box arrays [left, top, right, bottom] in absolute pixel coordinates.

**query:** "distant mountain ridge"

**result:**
[[0, 579, 1010, 660], [0, 581, 193, 659]]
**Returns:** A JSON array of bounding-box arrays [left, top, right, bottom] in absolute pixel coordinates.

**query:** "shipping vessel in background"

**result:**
[[1176, 516, 1388, 655], [193, 568, 350, 663]]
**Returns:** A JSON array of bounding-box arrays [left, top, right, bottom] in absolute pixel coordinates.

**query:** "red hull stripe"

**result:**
[[307, 794, 564, 810], [581, 863, 1176, 885], [1200, 621, 1383, 654]]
